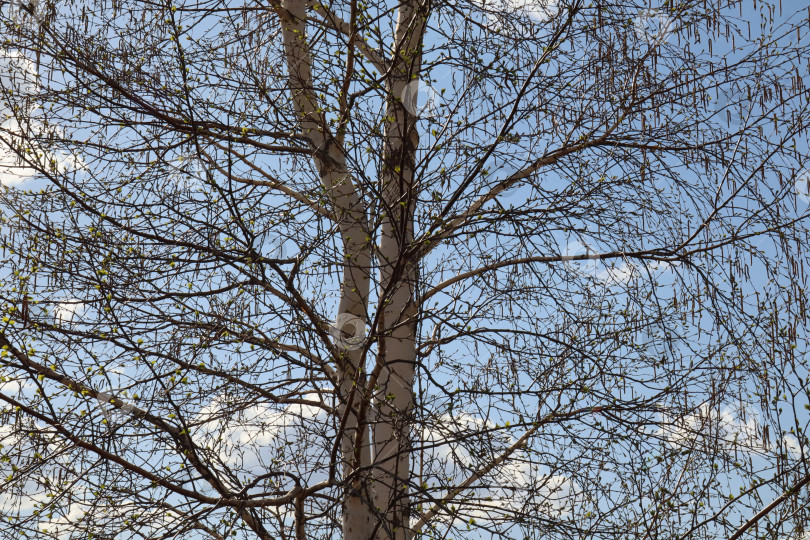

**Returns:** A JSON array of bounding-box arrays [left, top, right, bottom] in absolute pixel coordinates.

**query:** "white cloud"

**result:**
[[561, 243, 678, 286], [191, 402, 581, 526], [510, 0, 558, 23], [783, 433, 806, 460], [35, 497, 175, 539], [470, 0, 559, 29], [37, 503, 88, 538], [0, 50, 84, 187], [596, 261, 636, 284], [0, 49, 39, 186], [0, 371, 31, 398], [192, 393, 334, 492], [0, 50, 36, 99], [560, 240, 639, 285], [658, 402, 770, 455], [52, 299, 85, 324], [0, 422, 58, 517], [414, 412, 580, 526]]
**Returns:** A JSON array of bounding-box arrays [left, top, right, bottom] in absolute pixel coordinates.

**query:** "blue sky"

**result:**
[[2, 0, 810, 538]]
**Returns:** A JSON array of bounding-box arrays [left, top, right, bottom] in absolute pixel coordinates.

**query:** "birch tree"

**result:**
[[2, 0, 810, 539]]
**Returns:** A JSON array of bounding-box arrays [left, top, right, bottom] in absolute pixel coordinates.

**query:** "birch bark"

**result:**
[[280, 1, 427, 537], [370, 2, 428, 539], [279, 2, 375, 538]]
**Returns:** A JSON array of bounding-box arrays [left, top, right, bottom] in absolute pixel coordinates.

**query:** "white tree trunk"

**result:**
[[279, 1, 376, 538], [371, 2, 427, 539]]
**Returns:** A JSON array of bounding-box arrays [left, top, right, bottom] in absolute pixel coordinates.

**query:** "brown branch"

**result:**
[[0, 390, 302, 509], [418, 248, 677, 304], [0, 332, 301, 509], [311, 2, 390, 74], [728, 471, 810, 540]]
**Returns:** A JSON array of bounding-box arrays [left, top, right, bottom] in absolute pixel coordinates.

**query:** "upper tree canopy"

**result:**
[[1, 0, 810, 538]]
